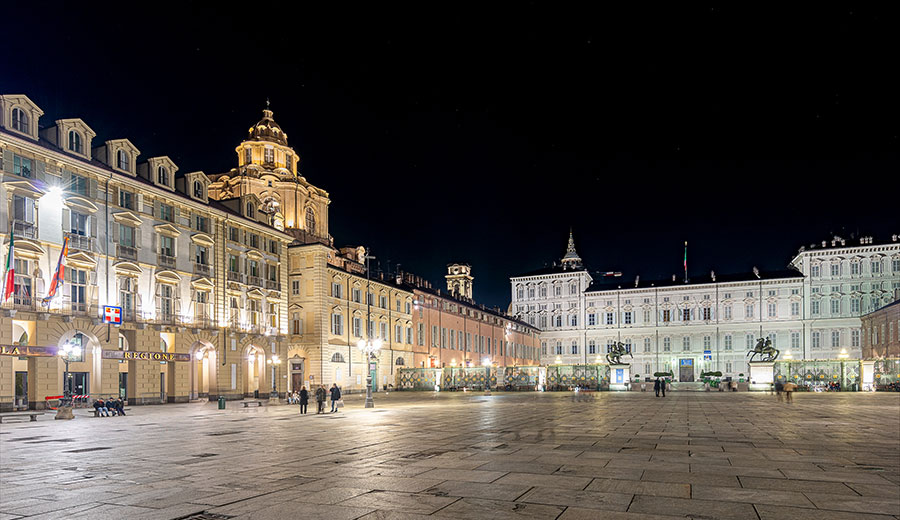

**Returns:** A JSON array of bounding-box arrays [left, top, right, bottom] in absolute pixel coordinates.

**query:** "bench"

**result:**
[[242, 400, 267, 408], [89, 408, 132, 417], [0, 412, 44, 423]]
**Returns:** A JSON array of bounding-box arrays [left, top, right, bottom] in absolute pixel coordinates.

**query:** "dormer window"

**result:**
[[117, 149, 130, 171], [193, 180, 204, 199], [68, 130, 82, 154], [246, 202, 255, 219], [12, 108, 28, 133], [157, 166, 169, 186]]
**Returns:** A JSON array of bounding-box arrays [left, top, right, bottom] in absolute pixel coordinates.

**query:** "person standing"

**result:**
[[775, 380, 784, 402], [299, 386, 309, 414], [661, 379, 667, 397], [315, 385, 326, 414], [654, 377, 661, 397], [330, 383, 342, 413]]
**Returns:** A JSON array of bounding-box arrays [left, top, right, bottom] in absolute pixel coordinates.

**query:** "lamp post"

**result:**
[[267, 355, 281, 399], [56, 341, 82, 419], [483, 357, 492, 395], [357, 338, 382, 408]]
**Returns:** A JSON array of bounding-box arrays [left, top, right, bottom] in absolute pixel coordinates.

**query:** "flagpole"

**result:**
[[683, 241, 687, 283]]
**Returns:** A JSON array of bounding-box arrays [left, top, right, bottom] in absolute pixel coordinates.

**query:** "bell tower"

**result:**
[[446, 264, 474, 300]]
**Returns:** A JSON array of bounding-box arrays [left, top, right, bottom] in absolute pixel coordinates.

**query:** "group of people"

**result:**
[[774, 380, 798, 402], [653, 377, 667, 397], [291, 384, 343, 414], [92, 397, 125, 416]]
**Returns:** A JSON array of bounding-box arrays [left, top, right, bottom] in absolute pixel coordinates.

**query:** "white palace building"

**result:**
[[510, 232, 900, 382]]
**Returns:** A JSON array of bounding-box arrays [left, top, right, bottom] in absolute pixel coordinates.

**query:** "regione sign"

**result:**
[[103, 306, 123, 325], [102, 350, 191, 362]]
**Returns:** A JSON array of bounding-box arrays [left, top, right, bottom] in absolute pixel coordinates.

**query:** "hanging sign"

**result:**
[[103, 306, 123, 325]]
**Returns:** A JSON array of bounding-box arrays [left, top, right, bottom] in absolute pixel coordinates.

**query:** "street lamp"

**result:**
[[266, 355, 281, 398], [357, 338, 382, 408], [58, 341, 82, 407]]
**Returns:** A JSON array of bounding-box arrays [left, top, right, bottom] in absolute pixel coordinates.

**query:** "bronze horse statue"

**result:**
[[747, 337, 779, 362], [607, 341, 633, 365]]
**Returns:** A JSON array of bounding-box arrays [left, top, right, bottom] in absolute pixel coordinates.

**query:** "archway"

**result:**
[[55, 329, 101, 405], [243, 344, 266, 398], [189, 340, 217, 400]]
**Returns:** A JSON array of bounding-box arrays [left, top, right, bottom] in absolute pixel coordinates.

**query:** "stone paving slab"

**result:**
[[1, 391, 898, 519]]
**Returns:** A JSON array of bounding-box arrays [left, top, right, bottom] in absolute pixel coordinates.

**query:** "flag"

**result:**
[[43, 236, 68, 305], [3, 230, 13, 302], [683, 241, 687, 282]]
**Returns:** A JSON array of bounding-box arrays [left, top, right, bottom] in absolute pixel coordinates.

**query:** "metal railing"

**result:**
[[193, 262, 212, 276], [227, 271, 244, 283], [65, 233, 94, 252], [265, 280, 280, 291], [12, 220, 37, 240], [158, 254, 176, 269], [247, 276, 262, 287], [117, 244, 138, 260]]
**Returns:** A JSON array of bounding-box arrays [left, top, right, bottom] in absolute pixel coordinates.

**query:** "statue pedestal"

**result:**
[[609, 364, 630, 391], [749, 361, 775, 391]]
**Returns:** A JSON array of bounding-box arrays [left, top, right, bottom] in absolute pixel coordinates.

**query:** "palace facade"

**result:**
[[511, 232, 900, 381]]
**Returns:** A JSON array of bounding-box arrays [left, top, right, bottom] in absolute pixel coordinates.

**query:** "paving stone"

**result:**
[[692, 484, 815, 507], [558, 508, 687, 520], [423, 480, 533, 501], [517, 486, 633, 511], [433, 497, 564, 519], [738, 476, 858, 495], [415, 467, 507, 482], [628, 495, 758, 520], [493, 472, 593, 490], [804, 492, 900, 516], [845, 482, 900, 498], [586, 477, 691, 498], [338, 490, 458, 514], [755, 504, 899, 520]]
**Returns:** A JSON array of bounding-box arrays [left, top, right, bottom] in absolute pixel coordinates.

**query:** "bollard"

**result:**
[[218, 396, 226, 410]]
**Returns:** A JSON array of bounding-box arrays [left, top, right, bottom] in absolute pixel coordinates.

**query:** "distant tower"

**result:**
[[560, 229, 583, 269], [446, 264, 474, 299]]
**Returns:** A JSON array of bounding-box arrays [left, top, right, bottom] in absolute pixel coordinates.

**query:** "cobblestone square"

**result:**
[[2, 391, 899, 519]]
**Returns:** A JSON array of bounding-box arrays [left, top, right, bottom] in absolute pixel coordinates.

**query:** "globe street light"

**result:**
[[266, 355, 281, 398], [58, 341, 82, 407], [357, 338, 382, 408]]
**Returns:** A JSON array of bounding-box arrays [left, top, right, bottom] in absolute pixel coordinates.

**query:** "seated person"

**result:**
[[93, 398, 109, 417]]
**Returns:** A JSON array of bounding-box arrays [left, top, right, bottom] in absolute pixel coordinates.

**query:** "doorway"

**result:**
[[118, 372, 128, 400], [70, 372, 89, 397], [160, 372, 166, 403], [15, 372, 27, 410], [290, 359, 304, 392], [679, 359, 694, 382]]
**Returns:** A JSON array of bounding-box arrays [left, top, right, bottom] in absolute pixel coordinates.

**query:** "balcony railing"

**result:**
[[189, 316, 216, 329], [158, 254, 176, 269], [12, 220, 37, 240], [265, 280, 280, 291], [193, 262, 212, 277], [227, 271, 244, 283], [117, 244, 138, 260], [65, 232, 94, 252], [247, 276, 262, 287]]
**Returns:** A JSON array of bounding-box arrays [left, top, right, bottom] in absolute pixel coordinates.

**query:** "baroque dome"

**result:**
[[248, 108, 288, 145]]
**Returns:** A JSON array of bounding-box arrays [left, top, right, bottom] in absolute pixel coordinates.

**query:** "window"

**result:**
[[69, 268, 87, 311], [194, 215, 209, 233], [195, 245, 209, 265], [682, 336, 690, 351], [811, 300, 820, 315], [791, 302, 799, 317], [746, 334, 754, 349], [663, 337, 671, 352], [811, 265, 821, 277], [703, 336, 711, 349], [117, 149, 130, 171], [605, 312, 614, 325], [193, 181, 204, 199], [643, 338, 651, 352], [588, 313, 596, 326], [246, 202, 255, 219], [830, 264, 840, 277], [724, 335, 732, 350], [119, 277, 135, 317], [724, 305, 732, 320], [791, 332, 799, 349], [67, 131, 82, 154], [70, 174, 89, 196], [292, 312, 303, 335], [13, 154, 32, 178], [624, 311, 632, 324], [768, 303, 777, 318], [643, 309, 651, 323], [70, 212, 88, 236], [379, 295, 387, 309], [588, 340, 596, 355], [851, 262, 859, 275], [248, 260, 259, 278], [831, 331, 840, 348], [812, 331, 821, 349], [746, 292, 754, 298], [746, 304, 754, 319], [157, 284, 174, 321], [406, 327, 412, 344], [119, 189, 134, 209], [264, 147, 274, 163], [11, 108, 28, 133], [556, 341, 563, 355], [228, 227, 240, 242], [682, 308, 690, 322], [872, 260, 881, 274], [405, 301, 411, 314], [159, 203, 174, 222], [570, 283, 578, 295], [119, 224, 135, 247], [851, 329, 860, 347], [159, 235, 174, 257], [570, 314, 578, 327], [157, 166, 169, 186], [830, 299, 840, 315], [893, 258, 900, 273], [571, 342, 578, 355], [395, 324, 402, 343], [351, 288, 361, 303], [726, 361, 733, 373], [516, 286, 524, 300], [767, 333, 777, 348], [554, 285, 561, 296], [702, 307, 711, 321], [662, 310, 671, 323], [331, 353, 345, 363], [305, 208, 316, 234], [332, 313, 343, 335]]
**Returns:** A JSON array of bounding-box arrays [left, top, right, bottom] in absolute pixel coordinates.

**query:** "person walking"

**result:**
[[315, 385, 327, 414], [330, 383, 342, 413], [783, 381, 796, 403], [775, 380, 784, 402], [654, 377, 661, 397], [661, 379, 667, 397], [298, 386, 309, 414]]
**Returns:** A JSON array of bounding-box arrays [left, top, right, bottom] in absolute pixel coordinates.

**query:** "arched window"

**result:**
[[246, 202, 255, 219], [193, 180, 204, 198], [395, 357, 405, 366], [117, 149, 129, 171], [245, 147, 252, 165], [68, 131, 82, 154], [11, 108, 28, 133], [264, 147, 274, 163], [305, 207, 316, 234], [157, 166, 168, 186], [331, 353, 345, 363]]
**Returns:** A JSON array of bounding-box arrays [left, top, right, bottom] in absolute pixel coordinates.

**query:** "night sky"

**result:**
[[2, 4, 897, 309]]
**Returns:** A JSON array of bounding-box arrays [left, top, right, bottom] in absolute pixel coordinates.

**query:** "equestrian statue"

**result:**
[[747, 337, 779, 362], [607, 341, 633, 365]]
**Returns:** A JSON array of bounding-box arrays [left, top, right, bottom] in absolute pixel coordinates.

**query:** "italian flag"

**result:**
[[3, 231, 13, 302]]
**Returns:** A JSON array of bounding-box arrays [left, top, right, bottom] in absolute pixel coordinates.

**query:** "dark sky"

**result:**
[[2, 4, 898, 308]]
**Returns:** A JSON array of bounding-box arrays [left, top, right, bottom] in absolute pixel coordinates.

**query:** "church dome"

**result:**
[[248, 108, 288, 145]]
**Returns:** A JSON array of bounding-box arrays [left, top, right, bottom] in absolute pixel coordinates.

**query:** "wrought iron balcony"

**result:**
[[265, 280, 280, 291], [117, 244, 138, 260], [227, 271, 244, 283], [12, 220, 37, 240], [65, 232, 94, 252], [158, 254, 176, 269], [193, 262, 212, 277], [247, 276, 263, 287]]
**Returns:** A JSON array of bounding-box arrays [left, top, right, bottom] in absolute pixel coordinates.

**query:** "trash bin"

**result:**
[[218, 396, 226, 410], [254, 389, 259, 399]]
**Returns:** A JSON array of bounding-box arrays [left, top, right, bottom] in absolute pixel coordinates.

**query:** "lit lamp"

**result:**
[[58, 342, 82, 406], [784, 350, 793, 360], [838, 348, 849, 359], [357, 338, 382, 408], [266, 355, 281, 398]]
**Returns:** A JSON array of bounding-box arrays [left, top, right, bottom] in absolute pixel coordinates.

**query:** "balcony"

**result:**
[[12, 220, 37, 240], [65, 232, 94, 252], [265, 280, 280, 291], [193, 262, 212, 277], [247, 275, 263, 287], [227, 271, 244, 283], [117, 244, 138, 260], [188, 316, 216, 329], [158, 254, 176, 269]]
